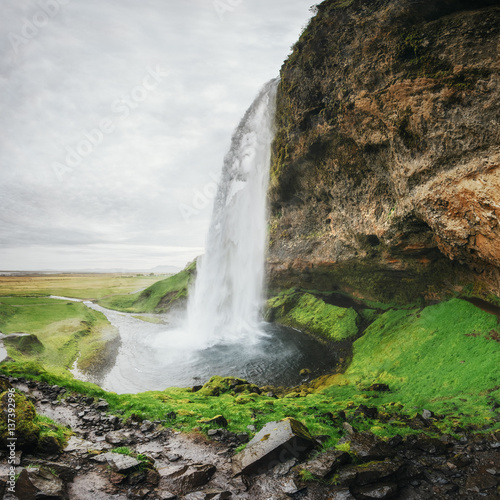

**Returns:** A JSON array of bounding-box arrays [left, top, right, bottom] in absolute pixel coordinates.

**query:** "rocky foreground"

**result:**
[[0, 377, 499, 499]]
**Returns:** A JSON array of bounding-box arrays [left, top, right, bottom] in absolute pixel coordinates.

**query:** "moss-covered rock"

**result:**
[[4, 334, 44, 355], [198, 376, 248, 397], [267, 290, 359, 342], [0, 390, 40, 450]]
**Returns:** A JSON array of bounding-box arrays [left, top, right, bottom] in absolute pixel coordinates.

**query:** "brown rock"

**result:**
[[302, 450, 351, 479], [15, 467, 64, 499], [268, 0, 500, 300], [159, 463, 216, 494], [348, 432, 395, 462]]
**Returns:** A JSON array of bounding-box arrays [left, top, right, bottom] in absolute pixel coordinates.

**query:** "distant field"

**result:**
[[0, 273, 167, 300]]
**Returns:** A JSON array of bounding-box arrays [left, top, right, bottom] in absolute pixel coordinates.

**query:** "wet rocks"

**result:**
[[343, 432, 395, 462], [159, 463, 217, 494], [92, 452, 141, 473], [15, 467, 64, 499], [232, 418, 316, 476], [352, 482, 398, 499], [302, 449, 351, 479], [105, 430, 131, 446]]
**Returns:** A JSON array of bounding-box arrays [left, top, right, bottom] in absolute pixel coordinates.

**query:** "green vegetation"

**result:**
[[0, 273, 165, 300], [266, 290, 359, 342], [1, 297, 498, 449], [337, 299, 500, 417], [0, 297, 117, 376], [36, 414, 72, 449], [0, 272, 498, 455], [97, 261, 196, 313], [0, 390, 39, 449]]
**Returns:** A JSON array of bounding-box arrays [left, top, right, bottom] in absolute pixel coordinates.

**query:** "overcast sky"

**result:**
[[0, 0, 313, 271]]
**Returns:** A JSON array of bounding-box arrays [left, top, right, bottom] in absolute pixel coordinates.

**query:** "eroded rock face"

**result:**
[[268, 0, 500, 299]]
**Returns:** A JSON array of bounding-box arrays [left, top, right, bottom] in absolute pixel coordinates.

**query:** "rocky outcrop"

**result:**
[[268, 0, 500, 300]]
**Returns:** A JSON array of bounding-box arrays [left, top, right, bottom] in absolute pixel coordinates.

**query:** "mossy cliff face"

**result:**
[[269, 0, 500, 301]]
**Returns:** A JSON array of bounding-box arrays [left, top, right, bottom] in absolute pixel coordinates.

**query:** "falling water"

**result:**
[[186, 78, 279, 345]]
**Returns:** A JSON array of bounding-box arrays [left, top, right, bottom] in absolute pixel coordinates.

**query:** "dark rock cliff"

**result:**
[[268, 0, 500, 302]]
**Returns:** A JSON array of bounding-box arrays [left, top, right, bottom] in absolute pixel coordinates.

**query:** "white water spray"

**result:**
[[185, 78, 279, 345]]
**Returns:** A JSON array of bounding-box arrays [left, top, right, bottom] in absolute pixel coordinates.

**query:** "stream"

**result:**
[[51, 297, 337, 394]]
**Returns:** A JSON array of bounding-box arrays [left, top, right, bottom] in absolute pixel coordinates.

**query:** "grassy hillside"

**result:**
[[266, 289, 360, 342], [0, 297, 117, 376], [97, 261, 196, 313]]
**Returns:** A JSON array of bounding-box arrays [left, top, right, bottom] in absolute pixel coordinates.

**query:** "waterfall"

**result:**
[[185, 78, 279, 345]]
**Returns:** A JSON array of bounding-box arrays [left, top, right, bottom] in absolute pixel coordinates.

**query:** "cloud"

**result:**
[[0, 0, 313, 270]]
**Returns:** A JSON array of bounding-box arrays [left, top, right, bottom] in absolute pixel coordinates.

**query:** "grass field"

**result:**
[[0, 273, 167, 300], [0, 296, 118, 376]]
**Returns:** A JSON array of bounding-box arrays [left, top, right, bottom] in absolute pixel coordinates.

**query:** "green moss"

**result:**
[[267, 291, 359, 342], [0, 391, 40, 450], [36, 414, 71, 450], [111, 446, 133, 455], [4, 334, 44, 355], [198, 376, 246, 397], [344, 299, 500, 404], [97, 260, 196, 313]]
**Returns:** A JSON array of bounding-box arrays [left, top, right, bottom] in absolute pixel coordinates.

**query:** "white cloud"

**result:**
[[0, 0, 313, 271]]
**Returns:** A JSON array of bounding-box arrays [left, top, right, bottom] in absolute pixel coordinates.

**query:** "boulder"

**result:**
[[15, 467, 64, 499], [140, 420, 155, 433], [183, 491, 231, 500], [95, 399, 109, 410], [105, 430, 131, 446], [232, 418, 316, 476], [347, 432, 395, 461], [327, 489, 356, 500], [302, 449, 351, 479], [0, 390, 40, 450], [158, 463, 216, 494], [92, 452, 141, 472]]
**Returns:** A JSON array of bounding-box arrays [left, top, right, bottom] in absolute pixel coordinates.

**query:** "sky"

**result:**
[[0, 0, 314, 271]]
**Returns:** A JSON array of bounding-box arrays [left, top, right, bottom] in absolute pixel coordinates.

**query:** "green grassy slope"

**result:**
[[266, 289, 360, 342], [97, 261, 196, 313], [0, 297, 117, 375]]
